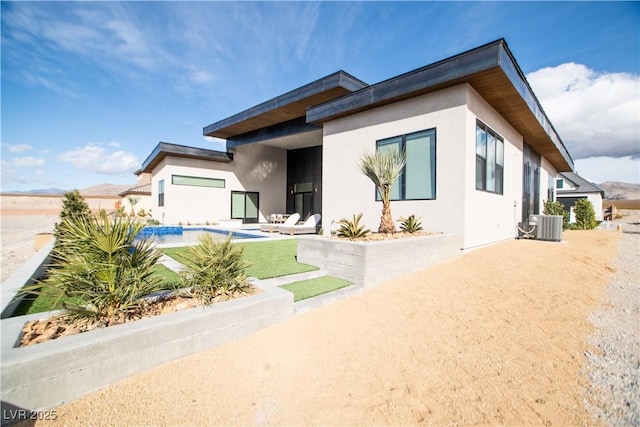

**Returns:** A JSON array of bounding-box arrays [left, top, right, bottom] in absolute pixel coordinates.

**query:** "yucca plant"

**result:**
[[359, 149, 406, 234], [24, 211, 164, 326], [399, 214, 423, 233], [336, 213, 370, 239], [179, 234, 251, 303]]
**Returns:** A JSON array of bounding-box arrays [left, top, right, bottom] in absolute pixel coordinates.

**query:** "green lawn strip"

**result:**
[[12, 264, 180, 317], [280, 276, 352, 302], [162, 239, 317, 279]]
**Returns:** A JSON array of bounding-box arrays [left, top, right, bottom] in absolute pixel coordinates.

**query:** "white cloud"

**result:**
[[574, 156, 640, 185], [58, 143, 139, 175], [4, 143, 33, 153], [527, 63, 640, 160], [13, 156, 45, 167]]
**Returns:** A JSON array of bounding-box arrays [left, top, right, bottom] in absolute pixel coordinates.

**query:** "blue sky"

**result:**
[[1, 1, 639, 192]]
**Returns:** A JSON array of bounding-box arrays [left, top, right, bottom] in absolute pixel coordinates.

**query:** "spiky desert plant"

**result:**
[[399, 214, 423, 234], [336, 213, 370, 239], [26, 211, 164, 326], [359, 149, 406, 233], [179, 234, 251, 303], [126, 196, 140, 217]]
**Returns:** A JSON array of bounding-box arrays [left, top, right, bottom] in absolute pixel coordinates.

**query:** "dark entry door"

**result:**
[[231, 191, 259, 223], [294, 192, 313, 221], [522, 143, 541, 225]]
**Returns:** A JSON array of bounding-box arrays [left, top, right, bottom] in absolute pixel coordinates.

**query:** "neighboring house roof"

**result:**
[[203, 71, 368, 140], [557, 172, 605, 197], [140, 142, 233, 173], [119, 183, 151, 197]]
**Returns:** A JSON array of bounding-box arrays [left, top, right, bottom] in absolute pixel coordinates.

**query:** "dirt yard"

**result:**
[[34, 227, 621, 425], [0, 195, 118, 282]]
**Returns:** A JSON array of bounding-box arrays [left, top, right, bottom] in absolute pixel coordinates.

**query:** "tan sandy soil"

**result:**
[[0, 195, 118, 282], [38, 228, 620, 426]]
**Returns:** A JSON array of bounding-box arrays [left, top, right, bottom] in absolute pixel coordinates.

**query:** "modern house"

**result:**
[[141, 39, 575, 249], [556, 172, 605, 222]]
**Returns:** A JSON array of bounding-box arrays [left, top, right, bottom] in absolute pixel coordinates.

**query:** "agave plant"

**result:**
[[399, 214, 423, 234], [25, 211, 164, 326], [179, 234, 251, 303], [336, 213, 370, 239], [359, 149, 406, 233]]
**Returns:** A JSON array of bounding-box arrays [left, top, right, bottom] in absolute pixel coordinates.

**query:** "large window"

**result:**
[[231, 191, 259, 224], [376, 128, 436, 201], [158, 180, 165, 207], [475, 121, 504, 194], [172, 175, 225, 188]]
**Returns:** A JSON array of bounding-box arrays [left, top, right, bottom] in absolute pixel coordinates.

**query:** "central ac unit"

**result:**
[[531, 214, 563, 242]]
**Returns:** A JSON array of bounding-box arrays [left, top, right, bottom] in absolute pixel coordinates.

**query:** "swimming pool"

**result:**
[[136, 226, 264, 245]]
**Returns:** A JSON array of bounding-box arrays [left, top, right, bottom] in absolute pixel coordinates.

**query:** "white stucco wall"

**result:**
[[463, 86, 525, 249], [322, 85, 469, 242], [151, 144, 287, 225], [322, 83, 559, 249]]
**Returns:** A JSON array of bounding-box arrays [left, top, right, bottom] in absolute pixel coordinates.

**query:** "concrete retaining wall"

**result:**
[[298, 234, 462, 288], [1, 240, 54, 319], [0, 279, 293, 411]]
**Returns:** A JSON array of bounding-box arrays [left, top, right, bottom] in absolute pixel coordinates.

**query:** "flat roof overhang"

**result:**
[[140, 142, 233, 174], [307, 39, 574, 172], [203, 71, 368, 139]]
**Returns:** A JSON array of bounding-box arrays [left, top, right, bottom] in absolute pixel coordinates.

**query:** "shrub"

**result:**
[[399, 214, 423, 233], [26, 212, 164, 326], [574, 198, 598, 230], [179, 234, 251, 303], [54, 190, 92, 241], [336, 213, 370, 239], [543, 199, 569, 229]]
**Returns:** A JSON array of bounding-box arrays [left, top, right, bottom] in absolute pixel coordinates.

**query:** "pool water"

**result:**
[[136, 227, 263, 245]]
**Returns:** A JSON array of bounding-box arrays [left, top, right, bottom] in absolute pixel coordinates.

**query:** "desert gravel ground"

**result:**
[[3, 196, 637, 425], [39, 228, 626, 425], [584, 211, 640, 425]]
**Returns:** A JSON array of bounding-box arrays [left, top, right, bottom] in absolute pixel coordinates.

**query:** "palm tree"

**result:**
[[359, 149, 406, 234], [126, 196, 140, 217]]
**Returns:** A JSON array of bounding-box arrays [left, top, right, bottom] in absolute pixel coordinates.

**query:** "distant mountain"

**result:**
[[79, 184, 133, 196], [2, 183, 135, 197], [599, 181, 640, 200], [2, 188, 66, 195]]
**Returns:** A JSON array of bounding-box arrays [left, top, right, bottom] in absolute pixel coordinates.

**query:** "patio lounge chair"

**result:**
[[260, 213, 300, 233], [279, 214, 321, 235]]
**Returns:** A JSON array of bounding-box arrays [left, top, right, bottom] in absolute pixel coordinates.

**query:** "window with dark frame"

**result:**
[[475, 121, 504, 194], [375, 128, 436, 201], [172, 174, 225, 188], [556, 179, 564, 189], [158, 179, 165, 207]]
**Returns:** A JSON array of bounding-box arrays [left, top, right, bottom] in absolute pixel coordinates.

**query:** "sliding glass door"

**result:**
[[231, 191, 259, 223]]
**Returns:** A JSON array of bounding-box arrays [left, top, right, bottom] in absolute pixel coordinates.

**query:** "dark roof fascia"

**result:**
[[497, 42, 574, 170], [202, 70, 368, 137], [307, 39, 574, 171], [306, 39, 505, 123], [140, 142, 233, 173], [227, 117, 320, 148]]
